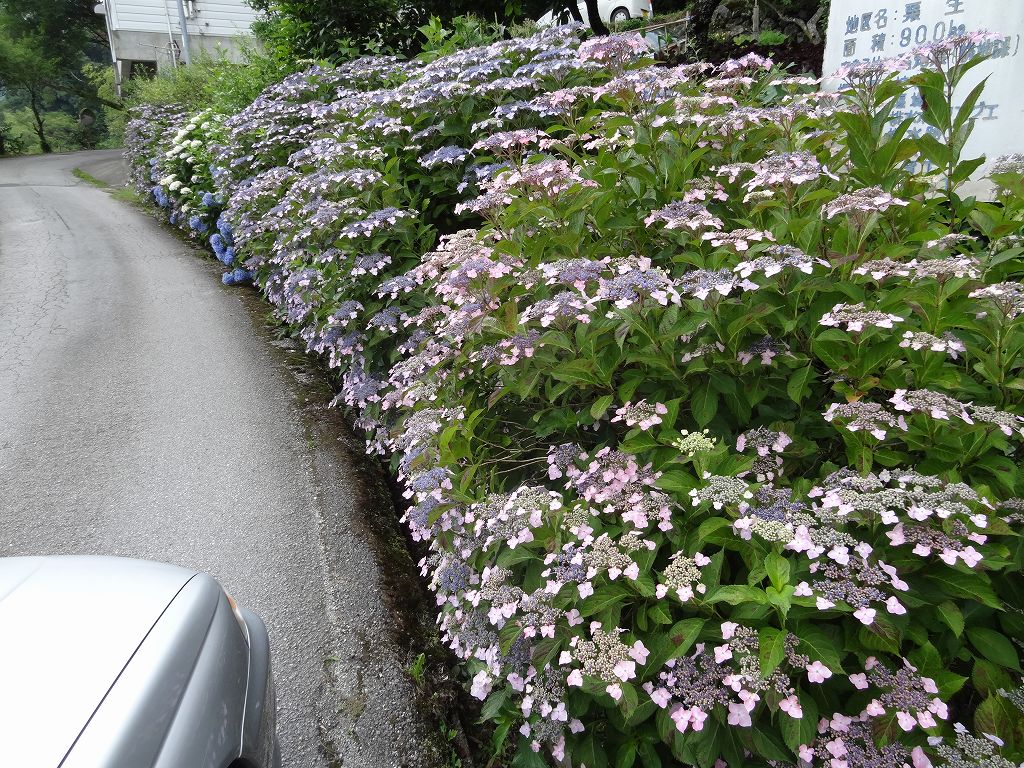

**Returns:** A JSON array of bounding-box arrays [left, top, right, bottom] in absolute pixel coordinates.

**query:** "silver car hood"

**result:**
[[0, 556, 197, 768]]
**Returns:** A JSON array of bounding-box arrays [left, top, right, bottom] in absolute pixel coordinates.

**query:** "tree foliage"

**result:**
[[0, 29, 62, 151], [0, 0, 108, 60], [249, 0, 586, 60], [245, 0, 831, 65], [0, 0, 120, 152], [0, 109, 25, 155]]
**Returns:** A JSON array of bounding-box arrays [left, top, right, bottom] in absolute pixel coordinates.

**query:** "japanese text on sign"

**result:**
[[823, 0, 1024, 196]]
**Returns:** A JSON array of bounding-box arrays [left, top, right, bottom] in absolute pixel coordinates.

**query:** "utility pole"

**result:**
[[174, 0, 192, 64]]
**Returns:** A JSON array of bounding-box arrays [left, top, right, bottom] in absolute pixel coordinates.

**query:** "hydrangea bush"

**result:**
[[126, 26, 1024, 768]]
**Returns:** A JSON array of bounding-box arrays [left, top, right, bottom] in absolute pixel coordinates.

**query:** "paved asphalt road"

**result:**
[[0, 151, 433, 767]]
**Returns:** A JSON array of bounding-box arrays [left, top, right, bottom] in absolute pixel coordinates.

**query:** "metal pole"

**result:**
[[174, 0, 192, 64], [97, 0, 124, 91], [163, 0, 179, 67]]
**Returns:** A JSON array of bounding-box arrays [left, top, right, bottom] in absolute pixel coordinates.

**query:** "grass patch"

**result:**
[[74, 168, 144, 208], [71, 167, 108, 188], [110, 187, 142, 205]]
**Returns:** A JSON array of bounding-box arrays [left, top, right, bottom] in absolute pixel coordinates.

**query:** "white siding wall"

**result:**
[[108, 0, 257, 38]]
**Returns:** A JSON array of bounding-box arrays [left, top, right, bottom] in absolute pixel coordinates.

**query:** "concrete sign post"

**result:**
[[822, 0, 1024, 197]]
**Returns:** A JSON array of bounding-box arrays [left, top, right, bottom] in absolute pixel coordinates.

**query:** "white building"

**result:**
[[94, 0, 259, 84]]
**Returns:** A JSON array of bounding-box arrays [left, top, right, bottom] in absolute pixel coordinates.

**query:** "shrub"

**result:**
[[4, 105, 83, 153], [415, 15, 510, 64], [612, 16, 653, 32], [126, 25, 1024, 768], [124, 49, 295, 114], [247, 0, 547, 59], [83, 62, 128, 148], [734, 30, 789, 46], [0, 110, 24, 155]]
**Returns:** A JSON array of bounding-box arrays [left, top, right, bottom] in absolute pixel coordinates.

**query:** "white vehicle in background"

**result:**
[[537, 0, 653, 26]]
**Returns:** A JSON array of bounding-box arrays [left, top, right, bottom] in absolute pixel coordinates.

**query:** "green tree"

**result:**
[[248, 0, 405, 60], [0, 0, 109, 60], [0, 30, 61, 152], [248, 0, 599, 59], [689, 0, 828, 44], [0, 1, 123, 152], [755, 0, 827, 44], [0, 109, 24, 155]]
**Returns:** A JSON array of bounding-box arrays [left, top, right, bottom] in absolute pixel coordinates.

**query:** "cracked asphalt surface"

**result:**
[[0, 151, 433, 768]]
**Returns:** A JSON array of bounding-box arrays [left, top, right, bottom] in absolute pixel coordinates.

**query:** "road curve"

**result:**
[[0, 151, 432, 768]]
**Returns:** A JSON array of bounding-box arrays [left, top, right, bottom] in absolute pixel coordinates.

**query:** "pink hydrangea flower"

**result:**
[[613, 659, 636, 681], [650, 688, 672, 708], [611, 400, 669, 430], [470, 670, 492, 700], [807, 660, 833, 683], [886, 596, 907, 615], [830, 713, 853, 732], [826, 738, 848, 758], [821, 186, 908, 219], [912, 746, 933, 768], [629, 640, 649, 664], [551, 735, 566, 761], [727, 701, 752, 727], [854, 607, 877, 625], [780, 695, 803, 718], [670, 705, 708, 733], [820, 301, 904, 333], [897, 711, 918, 731]]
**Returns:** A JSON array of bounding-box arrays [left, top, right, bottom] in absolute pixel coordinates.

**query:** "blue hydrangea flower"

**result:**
[[221, 271, 235, 285], [216, 216, 234, 242], [210, 233, 225, 258], [188, 214, 208, 233], [221, 246, 235, 266], [209, 164, 230, 188], [151, 186, 169, 208]]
